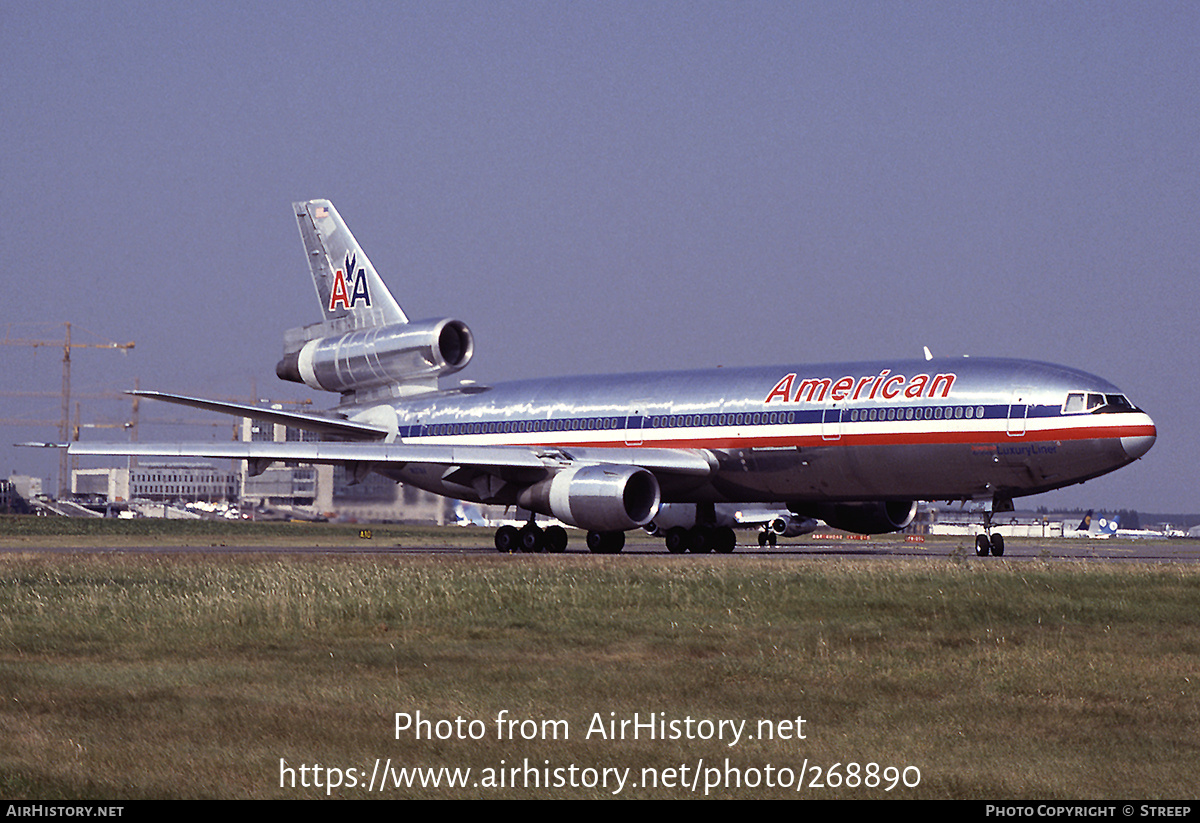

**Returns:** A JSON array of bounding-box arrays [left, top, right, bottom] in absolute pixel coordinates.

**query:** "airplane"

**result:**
[[1075, 509, 1097, 532], [62, 199, 1157, 556], [1065, 510, 1122, 538]]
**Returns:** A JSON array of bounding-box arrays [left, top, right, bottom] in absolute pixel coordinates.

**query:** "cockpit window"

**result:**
[[1102, 394, 1135, 412], [1063, 392, 1086, 414], [1063, 392, 1138, 414]]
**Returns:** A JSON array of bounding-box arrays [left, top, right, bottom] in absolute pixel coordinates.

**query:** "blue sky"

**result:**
[[3, 1, 1197, 512]]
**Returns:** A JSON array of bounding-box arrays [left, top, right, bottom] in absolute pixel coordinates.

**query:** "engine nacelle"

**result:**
[[790, 501, 917, 535], [769, 514, 819, 538], [276, 318, 473, 394], [517, 465, 661, 532]]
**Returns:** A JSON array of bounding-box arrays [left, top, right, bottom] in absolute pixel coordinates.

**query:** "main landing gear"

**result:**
[[663, 525, 737, 554], [493, 522, 625, 554], [494, 522, 568, 554]]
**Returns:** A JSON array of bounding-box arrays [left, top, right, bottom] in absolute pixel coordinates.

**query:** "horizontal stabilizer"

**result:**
[[128, 391, 391, 440]]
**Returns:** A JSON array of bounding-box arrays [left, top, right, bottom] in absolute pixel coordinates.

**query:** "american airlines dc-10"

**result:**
[[65, 200, 1157, 555]]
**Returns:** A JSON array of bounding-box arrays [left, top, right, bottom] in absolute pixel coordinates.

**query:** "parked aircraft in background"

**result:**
[[64, 200, 1157, 555], [1066, 510, 1122, 538]]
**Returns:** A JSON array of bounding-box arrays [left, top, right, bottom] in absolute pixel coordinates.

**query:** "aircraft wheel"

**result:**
[[587, 530, 625, 554], [665, 527, 691, 554], [713, 526, 737, 554], [688, 527, 713, 553], [519, 523, 544, 553], [975, 534, 991, 557], [989, 533, 1005, 557], [757, 531, 769, 547], [495, 525, 519, 553], [769, 532, 778, 546], [544, 525, 568, 553]]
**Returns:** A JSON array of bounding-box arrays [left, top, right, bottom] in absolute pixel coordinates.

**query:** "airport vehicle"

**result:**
[[66, 200, 1157, 555]]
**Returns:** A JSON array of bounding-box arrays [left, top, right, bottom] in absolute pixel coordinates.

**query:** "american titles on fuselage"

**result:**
[[764, 369, 957, 405]]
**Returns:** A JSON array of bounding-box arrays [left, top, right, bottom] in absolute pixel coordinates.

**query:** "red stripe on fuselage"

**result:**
[[414, 422, 1156, 451]]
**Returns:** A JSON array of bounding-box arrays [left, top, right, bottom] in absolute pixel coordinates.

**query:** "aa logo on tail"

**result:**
[[328, 254, 372, 312]]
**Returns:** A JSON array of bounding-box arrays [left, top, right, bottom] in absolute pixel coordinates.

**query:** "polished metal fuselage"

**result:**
[[370, 357, 1156, 507]]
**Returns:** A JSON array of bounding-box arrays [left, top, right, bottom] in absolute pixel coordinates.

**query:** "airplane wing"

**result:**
[[66, 439, 714, 533], [66, 440, 716, 480], [52, 389, 719, 533]]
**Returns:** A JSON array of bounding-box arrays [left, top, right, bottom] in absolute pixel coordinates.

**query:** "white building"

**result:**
[[73, 463, 238, 503], [239, 416, 449, 522]]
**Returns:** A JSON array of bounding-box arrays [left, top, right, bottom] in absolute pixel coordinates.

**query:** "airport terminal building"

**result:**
[[73, 463, 239, 503], [68, 416, 450, 522]]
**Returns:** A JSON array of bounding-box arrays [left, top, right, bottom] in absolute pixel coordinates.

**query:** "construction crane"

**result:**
[[1, 322, 135, 497]]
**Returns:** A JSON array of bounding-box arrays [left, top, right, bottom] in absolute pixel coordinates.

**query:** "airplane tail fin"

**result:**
[[278, 200, 474, 401], [293, 200, 407, 330], [1075, 510, 1094, 531]]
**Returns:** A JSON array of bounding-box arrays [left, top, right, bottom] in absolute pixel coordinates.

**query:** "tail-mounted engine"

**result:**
[[276, 318, 474, 397]]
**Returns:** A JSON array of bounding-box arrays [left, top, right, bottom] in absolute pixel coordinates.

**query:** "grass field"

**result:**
[[0, 519, 1197, 799]]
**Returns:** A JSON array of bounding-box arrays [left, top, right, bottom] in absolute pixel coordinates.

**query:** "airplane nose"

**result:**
[[1121, 418, 1156, 460]]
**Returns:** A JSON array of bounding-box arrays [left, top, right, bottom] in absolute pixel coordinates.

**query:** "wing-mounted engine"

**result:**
[[789, 500, 917, 535], [769, 514, 819, 538], [516, 464, 661, 532], [276, 317, 474, 399]]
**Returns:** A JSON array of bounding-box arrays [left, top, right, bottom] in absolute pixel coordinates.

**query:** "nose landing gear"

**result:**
[[975, 532, 1005, 556], [974, 506, 1006, 557]]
